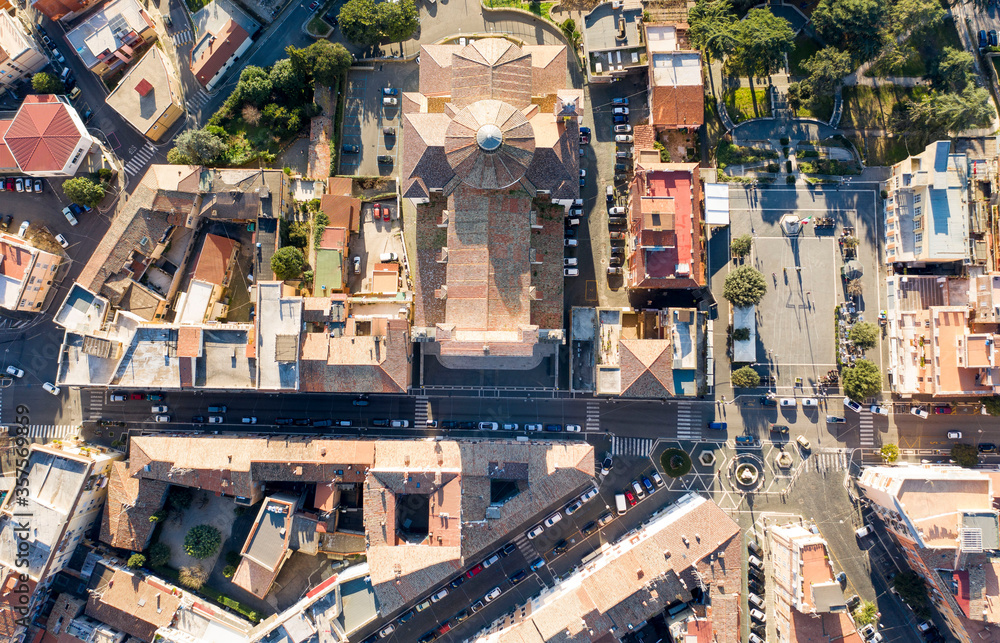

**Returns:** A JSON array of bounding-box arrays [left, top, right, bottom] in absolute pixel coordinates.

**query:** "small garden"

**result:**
[[487, 0, 555, 20], [716, 140, 778, 170], [723, 87, 771, 123], [660, 448, 692, 478], [797, 158, 860, 175]]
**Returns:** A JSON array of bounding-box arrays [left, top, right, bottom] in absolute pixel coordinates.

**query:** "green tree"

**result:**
[[730, 233, 753, 259], [168, 486, 193, 511], [339, 0, 381, 46], [287, 221, 310, 249], [173, 128, 226, 164], [378, 0, 419, 43], [127, 554, 146, 568], [271, 246, 305, 280], [901, 86, 994, 137], [688, 0, 738, 65], [802, 47, 852, 99], [269, 58, 307, 101], [226, 550, 241, 566], [930, 47, 975, 92], [848, 322, 879, 349], [842, 359, 881, 401], [732, 327, 751, 341], [62, 177, 105, 208], [32, 72, 64, 94], [234, 66, 272, 105], [812, 0, 887, 61], [149, 542, 171, 567], [560, 18, 582, 49], [732, 365, 761, 387], [167, 147, 192, 165], [890, 0, 944, 37], [893, 571, 931, 617], [308, 41, 353, 85], [730, 9, 794, 115], [723, 265, 768, 307], [223, 565, 237, 578], [880, 443, 899, 463], [854, 600, 878, 626], [952, 443, 979, 468], [982, 396, 1000, 416], [184, 525, 222, 559]]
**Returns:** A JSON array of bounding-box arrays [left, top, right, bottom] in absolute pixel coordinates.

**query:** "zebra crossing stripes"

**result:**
[[585, 401, 600, 431], [807, 450, 849, 473], [611, 436, 654, 457], [124, 143, 156, 177], [675, 402, 700, 440], [86, 389, 105, 421], [414, 395, 428, 426], [185, 88, 211, 113], [859, 410, 874, 447], [171, 29, 193, 46], [27, 425, 79, 439], [510, 531, 536, 559]]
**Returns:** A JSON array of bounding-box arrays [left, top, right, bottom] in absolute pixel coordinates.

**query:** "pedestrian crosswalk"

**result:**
[[414, 395, 428, 427], [27, 425, 79, 439], [675, 401, 701, 440], [171, 29, 193, 46], [124, 143, 156, 177], [509, 531, 536, 559], [86, 389, 105, 421], [585, 400, 600, 431], [806, 450, 849, 473], [859, 410, 874, 447], [185, 88, 211, 113], [611, 436, 654, 457]]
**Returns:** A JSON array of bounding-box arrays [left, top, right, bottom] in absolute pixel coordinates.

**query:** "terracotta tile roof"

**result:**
[[231, 556, 278, 598], [0, 239, 32, 280], [299, 318, 411, 393], [190, 20, 249, 87], [325, 176, 353, 196], [29, 0, 87, 21], [100, 461, 170, 550], [193, 233, 239, 285], [0, 572, 34, 641], [651, 85, 704, 129], [176, 326, 202, 358], [619, 339, 674, 397], [4, 95, 87, 173], [0, 120, 15, 171], [319, 226, 346, 251], [45, 594, 85, 637], [85, 567, 181, 642], [633, 123, 656, 152], [319, 194, 361, 232]]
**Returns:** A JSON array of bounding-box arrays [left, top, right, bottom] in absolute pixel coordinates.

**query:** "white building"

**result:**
[[0, 11, 49, 92]]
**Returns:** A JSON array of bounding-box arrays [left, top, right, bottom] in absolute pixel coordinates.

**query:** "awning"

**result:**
[[705, 183, 730, 226]]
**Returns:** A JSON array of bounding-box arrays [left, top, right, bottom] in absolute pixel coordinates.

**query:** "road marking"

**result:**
[[611, 436, 653, 456], [124, 143, 157, 177], [27, 425, 79, 439], [414, 395, 428, 426], [585, 400, 600, 431], [675, 401, 701, 440], [171, 29, 192, 45], [584, 280, 597, 302], [511, 531, 536, 559], [859, 410, 874, 447], [86, 389, 105, 420], [184, 88, 210, 112]]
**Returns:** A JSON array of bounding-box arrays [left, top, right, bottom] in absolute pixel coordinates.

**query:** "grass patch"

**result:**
[[487, 0, 555, 20], [788, 33, 822, 77], [839, 84, 928, 131], [845, 133, 911, 166], [185, 0, 207, 11], [795, 95, 834, 122], [660, 449, 692, 477], [798, 159, 860, 175], [307, 17, 332, 36], [723, 87, 770, 123], [332, 73, 346, 175], [717, 140, 778, 169], [704, 93, 724, 164], [866, 17, 963, 78], [992, 56, 1000, 80]]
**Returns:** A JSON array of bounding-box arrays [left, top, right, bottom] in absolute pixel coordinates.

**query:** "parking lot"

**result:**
[[341, 64, 417, 176], [346, 199, 404, 293], [0, 177, 98, 258]]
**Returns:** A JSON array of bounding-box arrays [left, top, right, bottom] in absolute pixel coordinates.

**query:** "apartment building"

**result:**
[[64, 0, 158, 77], [0, 11, 49, 91]]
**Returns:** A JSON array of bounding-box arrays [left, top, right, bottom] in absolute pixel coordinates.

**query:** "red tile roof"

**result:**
[[100, 461, 169, 550], [193, 233, 239, 285], [176, 326, 202, 358], [0, 120, 15, 170], [319, 226, 347, 251], [4, 95, 86, 173], [191, 20, 249, 87], [651, 85, 704, 129], [134, 78, 154, 96], [319, 195, 361, 232], [30, 0, 87, 21], [0, 240, 32, 280]]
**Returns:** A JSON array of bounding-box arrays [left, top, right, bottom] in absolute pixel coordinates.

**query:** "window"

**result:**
[[915, 233, 923, 243], [914, 194, 921, 203], [914, 207, 921, 216]]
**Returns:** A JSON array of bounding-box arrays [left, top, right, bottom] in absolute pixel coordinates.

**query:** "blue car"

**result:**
[[580, 126, 591, 135], [611, 97, 629, 106], [708, 422, 727, 430], [735, 435, 757, 446], [383, 87, 399, 95], [544, 424, 562, 432], [613, 114, 628, 124]]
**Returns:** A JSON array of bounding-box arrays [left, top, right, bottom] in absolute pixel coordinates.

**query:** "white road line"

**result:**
[[27, 425, 79, 439], [585, 401, 600, 431]]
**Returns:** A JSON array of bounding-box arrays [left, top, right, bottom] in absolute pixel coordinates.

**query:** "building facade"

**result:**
[[64, 0, 158, 77], [0, 11, 49, 91]]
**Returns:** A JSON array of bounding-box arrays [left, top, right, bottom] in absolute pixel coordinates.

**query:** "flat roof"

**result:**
[[256, 282, 300, 389], [64, 0, 151, 68], [105, 48, 180, 135]]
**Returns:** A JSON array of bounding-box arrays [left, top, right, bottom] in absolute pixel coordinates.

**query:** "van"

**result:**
[[615, 493, 627, 515], [748, 555, 763, 569], [68, 87, 80, 101], [748, 593, 764, 609], [208, 406, 227, 413], [855, 525, 871, 538], [60, 67, 70, 82]]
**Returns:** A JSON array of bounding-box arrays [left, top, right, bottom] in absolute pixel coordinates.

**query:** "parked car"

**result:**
[[0, 215, 10, 230], [735, 435, 758, 446], [55, 234, 69, 248], [612, 107, 629, 115], [5, 365, 23, 378], [770, 423, 789, 433], [843, 398, 862, 412], [383, 87, 399, 95], [478, 421, 499, 430], [748, 541, 763, 557], [796, 435, 812, 450], [614, 134, 633, 143], [430, 588, 449, 603], [377, 155, 393, 164], [62, 207, 78, 226], [484, 587, 502, 602], [934, 405, 953, 414], [827, 415, 846, 423], [383, 126, 395, 136], [948, 431, 962, 439], [580, 486, 599, 502], [870, 404, 889, 416], [978, 443, 997, 453], [749, 609, 766, 623], [565, 238, 578, 247], [154, 414, 170, 422], [990, 30, 998, 47], [708, 422, 727, 430], [613, 124, 632, 133], [543, 512, 563, 527], [780, 398, 796, 407], [208, 416, 223, 424], [911, 407, 929, 419], [759, 397, 777, 407], [564, 500, 583, 515], [980, 29, 989, 48], [342, 144, 359, 153], [611, 97, 629, 106], [33, 179, 42, 192], [526, 524, 544, 539], [551, 540, 568, 555], [15, 220, 27, 237], [607, 266, 622, 275], [802, 398, 818, 407], [383, 97, 398, 106], [566, 424, 582, 432], [612, 114, 628, 124], [390, 419, 409, 428], [379, 252, 398, 262], [14, 178, 23, 192]]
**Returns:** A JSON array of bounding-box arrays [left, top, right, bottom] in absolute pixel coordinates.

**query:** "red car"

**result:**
[[308, 1, 319, 9], [465, 563, 483, 579], [4, 178, 12, 191], [382, 205, 391, 221], [625, 491, 636, 507], [373, 203, 381, 220], [934, 406, 953, 415], [129, 392, 144, 400]]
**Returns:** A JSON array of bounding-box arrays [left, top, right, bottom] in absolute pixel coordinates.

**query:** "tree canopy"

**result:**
[[802, 47, 852, 98], [848, 322, 879, 349], [842, 359, 881, 401], [880, 443, 899, 463], [732, 365, 761, 387], [308, 41, 354, 84], [982, 396, 1000, 416], [172, 128, 227, 164], [890, 0, 945, 37], [688, 0, 738, 64], [930, 47, 975, 92], [723, 265, 768, 307], [730, 234, 753, 259], [339, 0, 419, 46], [63, 177, 105, 208], [184, 525, 222, 560], [952, 443, 979, 468], [812, 0, 887, 61], [271, 246, 305, 280], [379, 0, 419, 43], [731, 8, 794, 80], [31, 72, 63, 94]]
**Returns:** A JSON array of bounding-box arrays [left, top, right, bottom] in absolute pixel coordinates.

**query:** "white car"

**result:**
[[208, 416, 223, 423], [564, 257, 578, 267], [525, 423, 542, 431], [5, 365, 23, 378], [478, 421, 499, 430], [844, 398, 863, 413], [609, 206, 626, 215], [154, 415, 170, 422], [484, 586, 501, 602], [564, 267, 579, 277], [580, 486, 599, 503], [151, 405, 168, 413], [526, 524, 544, 539], [566, 424, 582, 432], [750, 609, 766, 623], [17, 220, 29, 238], [579, 169, 586, 178], [870, 405, 889, 416], [613, 124, 632, 133], [43, 382, 59, 395], [502, 423, 518, 430], [566, 217, 580, 226], [564, 239, 578, 247], [802, 398, 818, 407], [62, 207, 78, 226], [390, 419, 409, 428], [383, 96, 397, 106], [612, 107, 629, 115], [780, 398, 796, 407], [796, 435, 812, 450], [430, 588, 449, 603], [948, 431, 962, 439], [543, 512, 563, 527], [564, 500, 582, 515], [242, 417, 257, 424], [911, 407, 929, 418], [614, 134, 633, 143], [55, 233, 69, 248], [651, 471, 664, 486], [352, 256, 361, 274], [378, 624, 395, 638]]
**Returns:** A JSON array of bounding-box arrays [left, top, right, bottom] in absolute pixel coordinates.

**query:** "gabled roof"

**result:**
[[193, 233, 239, 285], [619, 339, 674, 397], [100, 461, 169, 550], [191, 19, 249, 86], [4, 95, 86, 173], [85, 566, 181, 642]]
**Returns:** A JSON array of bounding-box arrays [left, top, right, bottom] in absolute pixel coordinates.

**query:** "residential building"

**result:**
[[64, 0, 158, 77], [0, 440, 123, 642], [885, 274, 1000, 398], [0, 11, 49, 91], [256, 281, 301, 390], [472, 493, 742, 643], [45, 593, 126, 642], [232, 494, 319, 598], [105, 48, 183, 141], [582, 0, 646, 83], [191, 0, 258, 90], [100, 435, 594, 613], [571, 306, 706, 396], [1, 94, 94, 176], [0, 231, 63, 312], [30, 0, 93, 22], [885, 140, 971, 267], [768, 521, 850, 643], [404, 38, 579, 379], [645, 22, 703, 130], [175, 232, 240, 323], [857, 464, 1000, 642], [626, 162, 704, 290]]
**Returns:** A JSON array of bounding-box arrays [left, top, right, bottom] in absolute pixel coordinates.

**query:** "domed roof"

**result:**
[[444, 99, 535, 190]]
